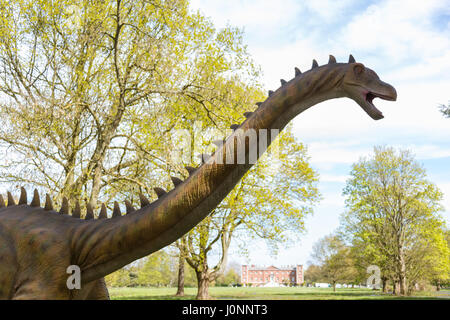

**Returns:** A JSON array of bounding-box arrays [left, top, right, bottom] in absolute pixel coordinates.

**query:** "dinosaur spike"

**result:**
[[185, 166, 196, 175], [72, 202, 81, 218], [59, 197, 69, 215], [153, 187, 166, 198], [312, 59, 319, 69], [30, 189, 40, 207], [85, 204, 94, 220], [197, 153, 211, 163], [171, 176, 183, 187], [255, 102, 263, 107], [139, 193, 150, 207], [243, 112, 253, 118], [230, 124, 239, 131], [268, 90, 274, 96], [295, 67, 301, 76], [125, 200, 135, 214], [99, 204, 107, 219], [212, 140, 224, 147], [280, 79, 287, 86], [328, 55, 336, 64], [112, 202, 121, 218], [19, 187, 27, 205], [44, 194, 53, 211], [348, 54, 355, 63], [7, 191, 15, 206], [0, 194, 5, 208]]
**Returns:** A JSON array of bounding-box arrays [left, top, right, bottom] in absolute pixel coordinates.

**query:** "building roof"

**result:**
[[244, 264, 301, 271]]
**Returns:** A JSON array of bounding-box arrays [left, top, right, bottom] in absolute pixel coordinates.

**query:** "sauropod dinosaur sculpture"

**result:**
[[0, 55, 396, 299]]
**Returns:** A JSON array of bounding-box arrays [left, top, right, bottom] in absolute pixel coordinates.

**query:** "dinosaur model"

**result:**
[[0, 55, 396, 299]]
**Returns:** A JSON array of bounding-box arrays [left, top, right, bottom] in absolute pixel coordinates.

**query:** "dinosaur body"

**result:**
[[0, 55, 396, 299]]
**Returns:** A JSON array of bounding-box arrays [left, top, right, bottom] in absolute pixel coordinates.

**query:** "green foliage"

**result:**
[[135, 251, 174, 287], [106, 250, 197, 288], [310, 234, 358, 289], [0, 0, 262, 210], [215, 269, 240, 287], [340, 146, 449, 293], [304, 264, 323, 285], [105, 267, 133, 288]]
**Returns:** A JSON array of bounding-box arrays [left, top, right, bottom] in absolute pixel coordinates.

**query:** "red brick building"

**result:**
[[241, 264, 304, 287]]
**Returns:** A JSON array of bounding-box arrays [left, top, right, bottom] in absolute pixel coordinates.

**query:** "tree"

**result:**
[[0, 0, 261, 212], [135, 250, 174, 287], [304, 264, 323, 286], [180, 125, 320, 299], [215, 269, 240, 287], [341, 146, 447, 295], [105, 267, 133, 288], [310, 235, 357, 291]]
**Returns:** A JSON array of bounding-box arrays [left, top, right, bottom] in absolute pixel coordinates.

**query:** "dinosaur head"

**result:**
[[341, 62, 397, 120]]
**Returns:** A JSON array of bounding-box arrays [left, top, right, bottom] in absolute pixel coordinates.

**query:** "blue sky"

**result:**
[[190, 0, 450, 267]]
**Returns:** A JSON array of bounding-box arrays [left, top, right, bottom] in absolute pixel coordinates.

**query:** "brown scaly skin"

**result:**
[[0, 55, 396, 299]]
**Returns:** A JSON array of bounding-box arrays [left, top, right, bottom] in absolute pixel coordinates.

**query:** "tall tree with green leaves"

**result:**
[[178, 126, 320, 299], [0, 0, 262, 213], [340, 146, 448, 295], [310, 234, 358, 291]]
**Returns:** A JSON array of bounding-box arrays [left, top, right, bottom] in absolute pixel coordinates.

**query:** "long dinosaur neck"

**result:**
[[75, 62, 347, 283]]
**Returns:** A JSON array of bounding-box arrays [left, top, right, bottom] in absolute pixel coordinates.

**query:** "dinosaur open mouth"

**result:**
[[363, 91, 396, 120]]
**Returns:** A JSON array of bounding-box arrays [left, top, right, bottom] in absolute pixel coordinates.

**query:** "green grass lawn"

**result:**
[[109, 286, 450, 300]]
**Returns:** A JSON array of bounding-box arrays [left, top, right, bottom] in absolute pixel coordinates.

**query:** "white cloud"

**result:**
[[339, 0, 450, 63], [189, 0, 302, 31]]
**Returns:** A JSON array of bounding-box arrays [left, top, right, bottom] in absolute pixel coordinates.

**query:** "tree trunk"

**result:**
[[399, 274, 407, 295], [196, 271, 210, 300], [381, 277, 387, 293], [393, 280, 400, 296], [436, 280, 441, 291], [332, 282, 336, 292], [175, 253, 185, 296]]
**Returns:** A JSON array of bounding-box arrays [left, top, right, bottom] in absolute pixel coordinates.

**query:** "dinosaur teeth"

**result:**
[[348, 54, 356, 63], [60, 197, 69, 215], [230, 124, 239, 131], [328, 55, 336, 64], [85, 203, 94, 220], [185, 166, 197, 175], [19, 187, 27, 205], [112, 202, 121, 218], [99, 204, 107, 219], [125, 200, 135, 214], [295, 67, 302, 76], [280, 79, 287, 86], [171, 176, 183, 187], [0, 194, 5, 208], [139, 193, 150, 207], [31, 189, 40, 207], [153, 187, 166, 198], [268, 90, 274, 96], [7, 191, 15, 206], [44, 194, 53, 211], [312, 59, 319, 69], [72, 202, 81, 218]]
